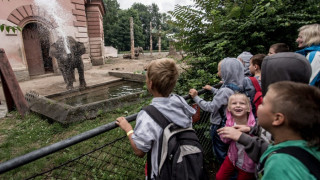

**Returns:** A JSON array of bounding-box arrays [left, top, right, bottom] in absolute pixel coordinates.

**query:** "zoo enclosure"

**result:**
[[0, 88, 217, 179]]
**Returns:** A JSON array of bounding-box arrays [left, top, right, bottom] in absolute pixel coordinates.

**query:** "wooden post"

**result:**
[[158, 25, 161, 53], [150, 22, 153, 56], [130, 17, 134, 59], [0, 48, 29, 117]]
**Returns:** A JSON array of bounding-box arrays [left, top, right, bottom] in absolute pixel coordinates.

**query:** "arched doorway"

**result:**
[[22, 23, 53, 76]]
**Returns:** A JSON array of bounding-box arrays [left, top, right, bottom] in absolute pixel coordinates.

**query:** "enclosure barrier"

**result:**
[[0, 86, 221, 179]]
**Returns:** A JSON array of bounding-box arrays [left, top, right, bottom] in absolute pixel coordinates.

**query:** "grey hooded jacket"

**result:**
[[193, 57, 244, 125]]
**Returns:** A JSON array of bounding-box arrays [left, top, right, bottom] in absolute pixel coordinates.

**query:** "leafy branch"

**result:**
[[0, 24, 22, 33]]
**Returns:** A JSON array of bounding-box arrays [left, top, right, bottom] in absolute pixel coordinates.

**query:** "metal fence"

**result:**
[[0, 90, 216, 179]]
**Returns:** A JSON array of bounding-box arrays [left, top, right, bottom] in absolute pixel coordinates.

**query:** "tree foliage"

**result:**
[[170, 0, 320, 94], [103, 0, 173, 51]]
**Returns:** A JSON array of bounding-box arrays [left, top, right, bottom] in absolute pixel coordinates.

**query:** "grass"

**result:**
[[0, 97, 152, 179]]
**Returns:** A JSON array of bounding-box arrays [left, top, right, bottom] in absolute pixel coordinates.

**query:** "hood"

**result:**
[[296, 44, 320, 56], [261, 52, 311, 96], [237, 51, 253, 75], [225, 108, 256, 127], [221, 57, 244, 88], [151, 95, 195, 128]]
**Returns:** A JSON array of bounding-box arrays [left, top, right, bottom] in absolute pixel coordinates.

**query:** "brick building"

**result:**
[[0, 0, 105, 81]]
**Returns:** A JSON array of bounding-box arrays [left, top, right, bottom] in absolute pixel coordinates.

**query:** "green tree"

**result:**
[[103, 0, 121, 48], [170, 0, 320, 94]]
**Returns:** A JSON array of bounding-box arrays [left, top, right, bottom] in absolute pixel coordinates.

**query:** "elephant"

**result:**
[[49, 36, 86, 90], [134, 46, 144, 57]]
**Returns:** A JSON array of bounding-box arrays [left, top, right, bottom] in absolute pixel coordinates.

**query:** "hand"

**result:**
[[115, 117, 133, 133], [217, 127, 242, 141], [233, 125, 251, 133], [203, 85, 212, 91], [189, 89, 198, 98]]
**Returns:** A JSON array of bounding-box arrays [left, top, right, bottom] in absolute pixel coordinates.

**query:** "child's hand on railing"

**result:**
[[189, 89, 198, 98], [203, 85, 213, 91], [116, 117, 133, 135]]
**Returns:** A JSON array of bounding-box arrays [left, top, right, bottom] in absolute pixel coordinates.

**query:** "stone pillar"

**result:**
[[158, 25, 161, 53], [150, 22, 153, 56], [130, 17, 134, 59], [85, 0, 105, 66]]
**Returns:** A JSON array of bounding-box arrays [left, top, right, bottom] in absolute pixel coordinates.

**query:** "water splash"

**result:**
[[34, 0, 71, 54]]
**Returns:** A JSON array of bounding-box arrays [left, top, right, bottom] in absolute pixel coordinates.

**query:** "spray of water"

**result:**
[[34, 0, 71, 54]]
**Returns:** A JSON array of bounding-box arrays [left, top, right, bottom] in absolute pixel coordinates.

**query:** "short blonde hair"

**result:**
[[298, 24, 320, 47], [228, 93, 251, 112], [146, 59, 179, 97]]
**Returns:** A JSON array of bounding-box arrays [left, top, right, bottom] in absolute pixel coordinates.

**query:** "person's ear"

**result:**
[[254, 64, 259, 70], [272, 113, 285, 126]]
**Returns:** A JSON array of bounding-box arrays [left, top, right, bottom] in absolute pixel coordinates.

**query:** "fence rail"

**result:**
[[0, 85, 221, 179]]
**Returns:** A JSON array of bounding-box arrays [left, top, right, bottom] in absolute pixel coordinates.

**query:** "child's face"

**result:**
[[249, 59, 255, 75], [257, 88, 276, 131], [268, 47, 276, 56], [228, 95, 250, 118]]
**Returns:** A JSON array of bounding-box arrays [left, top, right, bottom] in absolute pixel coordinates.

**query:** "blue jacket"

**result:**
[[296, 45, 320, 86]]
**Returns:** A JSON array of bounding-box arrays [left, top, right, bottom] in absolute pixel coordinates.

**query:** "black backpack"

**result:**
[[143, 105, 208, 180]]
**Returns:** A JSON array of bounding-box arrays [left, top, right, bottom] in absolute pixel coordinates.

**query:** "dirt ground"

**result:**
[[0, 52, 176, 101]]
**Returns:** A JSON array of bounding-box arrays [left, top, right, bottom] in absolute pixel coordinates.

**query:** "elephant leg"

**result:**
[[77, 59, 86, 89], [70, 67, 76, 82], [65, 65, 74, 90]]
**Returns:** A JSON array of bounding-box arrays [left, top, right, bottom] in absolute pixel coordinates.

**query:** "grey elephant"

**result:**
[[49, 36, 86, 90], [134, 46, 144, 57]]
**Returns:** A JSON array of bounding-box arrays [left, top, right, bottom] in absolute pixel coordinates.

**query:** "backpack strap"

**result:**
[[224, 83, 243, 93], [142, 105, 170, 129], [258, 146, 320, 179], [249, 77, 261, 92], [142, 105, 170, 180]]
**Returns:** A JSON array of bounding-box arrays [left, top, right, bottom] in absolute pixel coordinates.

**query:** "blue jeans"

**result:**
[[210, 124, 229, 165]]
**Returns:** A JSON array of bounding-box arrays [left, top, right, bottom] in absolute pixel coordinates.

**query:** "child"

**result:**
[[257, 81, 320, 179], [116, 59, 196, 179], [268, 43, 290, 56], [189, 57, 244, 164], [237, 51, 253, 76], [216, 93, 256, 180], [216, 52, 312, 163], [243, 54, 266, 116]]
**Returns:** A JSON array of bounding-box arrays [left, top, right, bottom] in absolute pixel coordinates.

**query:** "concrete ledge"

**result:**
[[108, 71, 145, 82], [26, 80, 148, 124]]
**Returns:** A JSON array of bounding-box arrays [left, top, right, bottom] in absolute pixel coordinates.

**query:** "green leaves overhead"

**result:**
[[170, 0, 320, 93]]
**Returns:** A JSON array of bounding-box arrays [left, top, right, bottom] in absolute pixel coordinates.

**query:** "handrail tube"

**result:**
[[0, 83, 222, 174], [0, 114, 137, 174]]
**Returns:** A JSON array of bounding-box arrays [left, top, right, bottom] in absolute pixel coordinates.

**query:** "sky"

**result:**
[[117, 0, 194, 13]]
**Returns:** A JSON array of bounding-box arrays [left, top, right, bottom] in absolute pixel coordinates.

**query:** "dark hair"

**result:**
[[250, 54, 266, 69], [269, 81, 320, 149], [270, 43, 290, 53]]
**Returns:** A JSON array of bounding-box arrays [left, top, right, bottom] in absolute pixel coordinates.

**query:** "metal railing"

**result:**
[[0, 86, 221, 179]]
